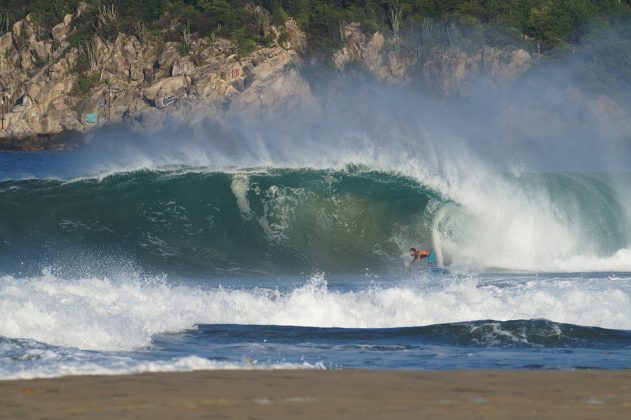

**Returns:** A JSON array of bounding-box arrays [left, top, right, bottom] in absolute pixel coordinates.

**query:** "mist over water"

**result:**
[[2, 271, 631, 352], [2, 56, 631, 377], [1, 168, 630, 274], [2, 63, 631, 273]]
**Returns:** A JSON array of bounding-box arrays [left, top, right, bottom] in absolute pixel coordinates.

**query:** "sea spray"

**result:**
[[1, 169, 629, 274], [2, 270, 631, 352]]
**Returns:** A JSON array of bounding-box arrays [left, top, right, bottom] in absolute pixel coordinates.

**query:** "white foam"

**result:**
[[2, 271, 630, 352], [426, 171, 631, 273], [1, 354, 324, 381], [231, 173, 254, 219]]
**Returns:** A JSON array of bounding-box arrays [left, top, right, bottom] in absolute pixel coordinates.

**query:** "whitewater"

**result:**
[[1, 162, 631, 379], [1, 80, 631, 378]]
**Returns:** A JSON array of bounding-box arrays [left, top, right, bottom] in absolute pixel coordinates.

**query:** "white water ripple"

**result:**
[[1, 271, 630, 352]]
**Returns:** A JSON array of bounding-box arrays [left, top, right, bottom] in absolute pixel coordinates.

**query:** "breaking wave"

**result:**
[[1, 271, 630, 351], [1, 167, 630, 274]]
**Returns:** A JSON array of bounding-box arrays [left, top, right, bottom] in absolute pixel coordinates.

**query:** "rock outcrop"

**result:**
[[333, 23, 532, 95], [421, 46, 532, 96], [1, 13, 628, 150], [333, 23, 414, 83], [229, 47, 317, 120], [0, 11, 315, 149]]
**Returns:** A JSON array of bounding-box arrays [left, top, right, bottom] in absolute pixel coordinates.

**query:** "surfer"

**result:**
[[408, 248, 437, 268]]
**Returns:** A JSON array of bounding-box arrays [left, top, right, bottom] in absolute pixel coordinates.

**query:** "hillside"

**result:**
[[0, 1, 630, 149], [2, 1, 630, 53]]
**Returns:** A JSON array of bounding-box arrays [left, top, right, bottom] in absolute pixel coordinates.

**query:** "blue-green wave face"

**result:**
[[190, 320, 631, 349], [0, 168, 440, 275], [1, 168, 630, 275]]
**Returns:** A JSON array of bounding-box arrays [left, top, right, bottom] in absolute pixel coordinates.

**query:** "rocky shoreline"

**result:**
[[0, 131, 86, 151], [0, 4, 316, 150], [1, 3, 628, 151]]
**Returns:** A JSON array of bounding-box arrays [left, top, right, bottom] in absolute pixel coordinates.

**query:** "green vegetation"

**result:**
[[0, 1, 628, 54], [0, 0, 630, 96], [572, 20, 631, 99], [71, 71, 100, 96]]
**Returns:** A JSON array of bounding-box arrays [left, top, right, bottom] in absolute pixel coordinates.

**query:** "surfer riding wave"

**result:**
[[408, 248, 436, 267]]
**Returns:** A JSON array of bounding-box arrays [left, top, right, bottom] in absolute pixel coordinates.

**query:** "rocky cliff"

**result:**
[[333, 22, 532, 95], [0, 10, 626, 150], [0, 7, 314, 150]]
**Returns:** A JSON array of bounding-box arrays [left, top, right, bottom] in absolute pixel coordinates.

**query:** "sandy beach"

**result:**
[[1, 370, 630, 419]]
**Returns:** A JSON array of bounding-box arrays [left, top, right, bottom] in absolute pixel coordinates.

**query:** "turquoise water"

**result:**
[[1, 152, 630, 379]]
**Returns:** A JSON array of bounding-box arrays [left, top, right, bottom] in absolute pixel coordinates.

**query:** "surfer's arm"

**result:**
[[407, 255, 420, 270]]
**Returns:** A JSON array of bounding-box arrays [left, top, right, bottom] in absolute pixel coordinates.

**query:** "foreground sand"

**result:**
[[1, 370, 630, 419]]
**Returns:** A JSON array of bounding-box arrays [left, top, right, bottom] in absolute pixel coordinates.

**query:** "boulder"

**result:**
[[143, 76, 187, 103], [158, 42, 181, 72], [333, 23, 532, 93], [31, 41, 51, 64], [489, 48, 531, 86], [362, 32, 387, 78], [12, 17, 36, 49], [229, 48, 317, 120], [61, 113, 82, 131], [0, 32, 13, 55], [284, 18, 307, 52], [51, 14, 73, 45], [333, 24, 412, 83], [172, 57, 195, 77]]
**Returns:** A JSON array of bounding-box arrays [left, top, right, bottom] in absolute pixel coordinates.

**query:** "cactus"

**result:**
[[52, 0, 67, 22], [95, 3, 119, 43], [0, 12, 10, 34], [84, 39, 98, 72], [446, 22, 460, 47], [389, 4, 403, 38], [181, 20, 191, 54], [134, 21, 147, 43]]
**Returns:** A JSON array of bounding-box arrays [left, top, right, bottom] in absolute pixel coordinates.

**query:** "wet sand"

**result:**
[[1, 370, 630, 419]]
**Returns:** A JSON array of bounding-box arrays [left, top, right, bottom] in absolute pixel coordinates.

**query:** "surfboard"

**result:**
[[428, 266, 449, 275]]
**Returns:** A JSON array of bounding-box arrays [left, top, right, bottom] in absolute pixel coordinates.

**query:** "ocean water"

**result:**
[[1, 150, 630, 379]]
